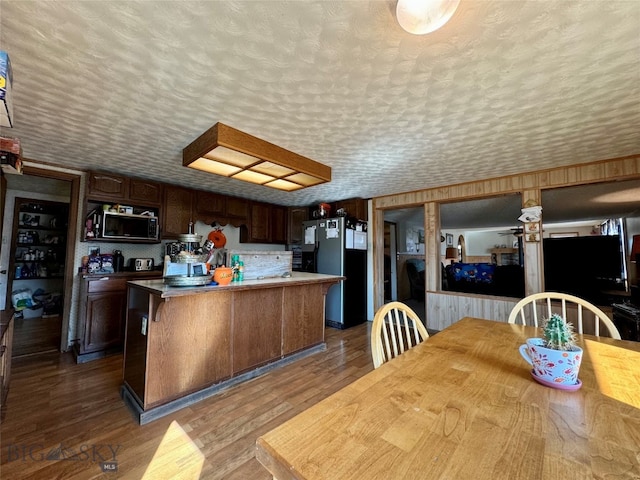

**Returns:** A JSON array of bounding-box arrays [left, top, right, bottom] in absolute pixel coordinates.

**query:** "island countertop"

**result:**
[[123, 271, 345, 423], [127, 272, 344, 298]]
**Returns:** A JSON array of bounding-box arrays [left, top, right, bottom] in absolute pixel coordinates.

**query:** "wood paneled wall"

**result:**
[[372, 154, 640, 324], [425, 292, 519, 332]]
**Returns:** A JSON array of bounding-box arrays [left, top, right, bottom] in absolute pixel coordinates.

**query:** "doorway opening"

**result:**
[[2, 166, 81, 356]]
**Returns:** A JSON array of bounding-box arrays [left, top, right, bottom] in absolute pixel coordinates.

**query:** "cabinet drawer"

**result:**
[[87, 278, 129, 293]]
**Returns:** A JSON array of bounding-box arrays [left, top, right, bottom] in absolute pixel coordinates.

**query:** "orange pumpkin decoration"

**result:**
[[213, 266, 233, 285], [208, 229, 227, 248]]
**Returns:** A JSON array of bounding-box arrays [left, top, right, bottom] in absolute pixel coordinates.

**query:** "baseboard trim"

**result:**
[[121, 342, 327, 425]]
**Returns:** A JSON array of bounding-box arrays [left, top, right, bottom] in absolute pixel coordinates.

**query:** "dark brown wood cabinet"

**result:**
[[334, 198, 367, 221], [225, 196, 249, 222], [87, 171, 162, 206], [195, 191, 226, 218], [129, 179, 162, 205], [240, 202, 287, 244], [242, 202, 271, 243], [0, 312, 14, 422], [192, 190, 248, 227], [76, 274, 161, 363], [162, 185, 194, 238], [76, 276, 128, 363], [287, 207, 308, 244], [271, 205, 287, 244], [88, 172, 127, 201], [124, 287, 233, 412]]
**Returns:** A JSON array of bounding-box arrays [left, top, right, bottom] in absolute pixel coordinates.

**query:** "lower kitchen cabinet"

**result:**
[[0, 311, 14, 422], [76, 274, 160, 363]]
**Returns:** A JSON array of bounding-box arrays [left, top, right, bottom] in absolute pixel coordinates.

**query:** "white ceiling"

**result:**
[[0, 1, 639, 209]]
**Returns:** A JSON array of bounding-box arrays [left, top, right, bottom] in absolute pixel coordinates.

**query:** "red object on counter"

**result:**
[[208, 229, 227, 248]]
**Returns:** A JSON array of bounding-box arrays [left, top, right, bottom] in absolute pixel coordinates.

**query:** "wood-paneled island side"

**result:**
[[121, 273, 343, 424]]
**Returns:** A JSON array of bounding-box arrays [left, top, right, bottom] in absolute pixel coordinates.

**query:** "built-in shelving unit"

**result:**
[[8, 198, 69, 340]]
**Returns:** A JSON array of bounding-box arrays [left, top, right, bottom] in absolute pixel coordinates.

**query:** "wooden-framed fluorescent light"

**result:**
[[183, 122, 331, 191]]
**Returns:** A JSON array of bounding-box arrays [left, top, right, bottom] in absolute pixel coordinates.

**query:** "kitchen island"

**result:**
[[122, 272, 343, 424]]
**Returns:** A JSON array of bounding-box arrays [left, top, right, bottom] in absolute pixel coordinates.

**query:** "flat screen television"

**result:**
[[543, 235, 624, 304]]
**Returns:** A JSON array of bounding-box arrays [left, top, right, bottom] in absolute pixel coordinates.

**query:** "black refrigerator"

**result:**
[[301, 217, 367, 329]]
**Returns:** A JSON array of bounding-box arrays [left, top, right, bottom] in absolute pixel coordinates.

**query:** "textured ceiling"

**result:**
[[0, 1, 639, 207]]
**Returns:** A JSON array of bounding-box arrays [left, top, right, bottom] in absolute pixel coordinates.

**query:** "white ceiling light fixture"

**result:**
[[396, 0, 460, 35], [183, 122, 331, 192]]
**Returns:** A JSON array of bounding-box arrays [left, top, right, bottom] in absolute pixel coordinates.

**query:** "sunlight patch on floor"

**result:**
[[142, 420, 204, 479]]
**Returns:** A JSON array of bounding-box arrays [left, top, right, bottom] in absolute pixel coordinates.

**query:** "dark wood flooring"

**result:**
[[0, 322, 373, 479], [12, 314, 61, 357]]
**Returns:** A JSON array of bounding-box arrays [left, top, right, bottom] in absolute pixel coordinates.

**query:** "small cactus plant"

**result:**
[[542, 314, 577, 351]]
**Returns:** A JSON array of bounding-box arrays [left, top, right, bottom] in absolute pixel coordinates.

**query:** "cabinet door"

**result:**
[[282, 284, 325, 355], [271, 205, 287, 244], [129, 179, 162, 205], [335, 198, 367, 221], [242, 202, 270, 243], [0, 316, 14, 414], [84, 291, 126, 353], [287, 207, 308, 244], [162, 185, 193, 238], [232, 289, 282, 374], [194, 191, 226, 219], [88, 172, 128, 201], [225, 196, 248, 221]]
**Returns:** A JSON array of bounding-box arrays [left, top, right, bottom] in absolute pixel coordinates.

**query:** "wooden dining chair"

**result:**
[[508, 292, 621, 339], [371, 302, 430, 369]]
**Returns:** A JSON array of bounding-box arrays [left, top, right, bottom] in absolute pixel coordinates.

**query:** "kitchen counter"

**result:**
[[127, 272, 344, 298], [80, 270, 162, 279], [122, 272, 343, 424]]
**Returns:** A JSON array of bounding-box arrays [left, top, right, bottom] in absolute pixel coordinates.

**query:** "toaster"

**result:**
[[131, 258, 154, 271]]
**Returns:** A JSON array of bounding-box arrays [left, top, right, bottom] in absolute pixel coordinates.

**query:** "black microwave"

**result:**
[[101, 211, 159, 242]]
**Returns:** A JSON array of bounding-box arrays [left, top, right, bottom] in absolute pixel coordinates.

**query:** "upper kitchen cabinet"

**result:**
[[88, 172, 126, 200], [87, 171, 162, 207], [287, 207, 309, 244], [162, 185, 194, 238], [271, 205, 287, 244], [193, 191, 248, 227], [194, 191, 226, 220], [241, 202, 271, 244], [225, 197, 249, 224], [128, 179, 162, 205], [240, 202, 287, 244], [334, 198, 367, 221]]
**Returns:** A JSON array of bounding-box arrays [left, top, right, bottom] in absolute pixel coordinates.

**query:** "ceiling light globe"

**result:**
[[396, 0, 460, 35]]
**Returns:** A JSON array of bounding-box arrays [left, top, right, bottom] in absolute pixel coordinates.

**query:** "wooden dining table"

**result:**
[[256, 317, 640, 480]]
